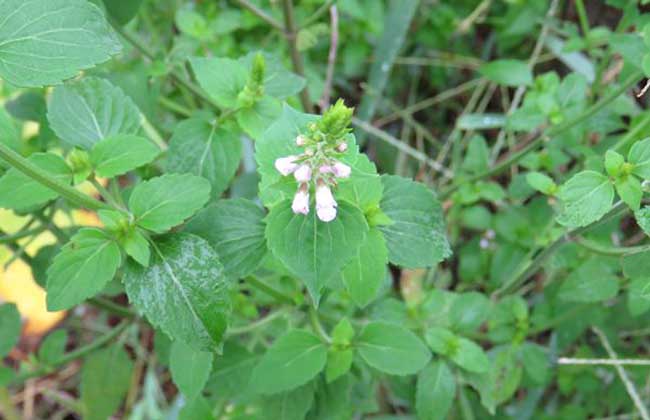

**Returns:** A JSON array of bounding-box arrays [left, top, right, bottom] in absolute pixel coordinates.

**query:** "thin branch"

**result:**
[[557, 357, 650, 366], [352, 117, 453, 179], [319, 5, 339, 110], [281, 0, 314, 113], [490, 0, 559, 162], [301, 0, 336, 28], [232, 0, 284, 31], [592, 327, 650, 420]]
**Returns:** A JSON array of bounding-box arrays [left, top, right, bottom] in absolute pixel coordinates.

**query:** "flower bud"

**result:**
[[294, 164, 312, 182], [336, 142, 348, 153], [305, 148, 315, 157], [291, 185, 310, 215], [274, 155, 299, 176], [295, 135, 307, 146], [317, 205, 337, 222], [319, 165, 333, 174], [332, 162, 351, 178]]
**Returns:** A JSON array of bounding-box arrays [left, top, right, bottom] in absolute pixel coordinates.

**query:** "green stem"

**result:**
[[309, 306, 332, 343], [89, 297, 137, 319], [158, 96, 192, 117], [0, 225, 48, 244], [245, 276, 295, 304], [90, 178, 122, 210], [494, 201, 628, 297], [281, 0, 314, 113], [574, 237, 648, 256], [301, 0, 336, 28], [613, 112, 650, 152], [9, 321, 130, 386], [227, 308, 290, 336], [0, 143, 109, 211], [575, 0, 590, 38], [440, 70, 643, 199], [233, 0, 284, 31]]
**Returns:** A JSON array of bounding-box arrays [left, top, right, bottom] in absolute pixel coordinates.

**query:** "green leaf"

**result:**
[[170, 340, 213, 399], [519, 343, 549, 385], [341, 228, 388, 308], [263, 383, 315, 420], [629, 137, 650, 179], [90, 134, 159, 178], [0, 303, 21, 357], [453, 338, 489, 373], [615, 175, 642, 211], [0, 152, 72, 212], [526, 172, 557, 195], [634, 206, 650, 236], [457, 113, 506, 130], [129, 174, 211, 233], [123, 233, 230, 351], [102, 0, 144, 25], [122, 228, 150, 267], [337, 153, 384, 211], [240, 51, 306, 99], [416, 361, 456, 420], [479, 59, 533, 86], [38, 329, 68, 365], [627, 277, 650, 316], [167, 119, 242, 199], [208, 342, 258, 401], [556, 171, 614, 228], [250, 330, 327, 394], [326, 349, 353, 383], [0, 0, 121, 87], [622, 250, 650, 279], [265, 200, 368, 303], [356, 322, 431, 375], [47, 77, 141, 149], [46, 228, 121, 311], [559, 258, 619, 302], [605, 150, 625, 177], [379, 175, 451, 268], [449, 292, 490, 333], [190, 57, 248, 108], [236, 96, 282, 140], [179, 396, 214, 420], [186, 198, 267, 279], [80, 344, 133, 420]]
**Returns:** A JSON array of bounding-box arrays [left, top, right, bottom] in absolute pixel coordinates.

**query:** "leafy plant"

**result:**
[[2, 0, 650, 419]]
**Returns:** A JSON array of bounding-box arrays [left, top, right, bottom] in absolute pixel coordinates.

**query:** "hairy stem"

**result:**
[[0, 143, 108, 211]]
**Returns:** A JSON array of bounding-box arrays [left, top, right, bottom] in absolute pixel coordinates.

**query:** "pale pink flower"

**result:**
[[332, 162, 351, 178], [317, 205, 337, 222], [294, 164, 312, 182], [316, 183, 337, 209], [291, 186, 310, 215], [274, 155, 299, 176], [336, 142, 348, 153], [295, 135, 307, 146], [319, 165, 333, 174], [316, 183, 337, 222]]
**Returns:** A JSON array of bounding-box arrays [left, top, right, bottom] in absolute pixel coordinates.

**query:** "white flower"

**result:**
[[316, 183, 337, 209], [316, 183, 337, 222], [294, 164, 312, 182], [317, 205, 337, 222], [274, 155, 299, 176], [291, 185, 310, 215], [295, 135, 307, 146], [332, 162, 351, 178], [336, 142, 348, 153]]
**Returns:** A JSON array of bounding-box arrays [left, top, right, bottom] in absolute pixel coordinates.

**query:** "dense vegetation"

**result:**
[[2, 0, 650, 419]]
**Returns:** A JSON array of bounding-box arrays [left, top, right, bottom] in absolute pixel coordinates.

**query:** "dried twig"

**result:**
[[319, 5, 339, 110]]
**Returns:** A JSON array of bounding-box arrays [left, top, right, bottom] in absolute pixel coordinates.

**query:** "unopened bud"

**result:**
[[319, 165, 334, 174], [294, 164, 312, 182], [274, 155, 299, 176], [317, 205, 337, 222], [336, 142, 348, 153], [296, 135, 307, 147]]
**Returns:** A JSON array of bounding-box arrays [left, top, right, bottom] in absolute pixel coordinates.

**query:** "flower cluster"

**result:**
[[274, 100, 354, 222]]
